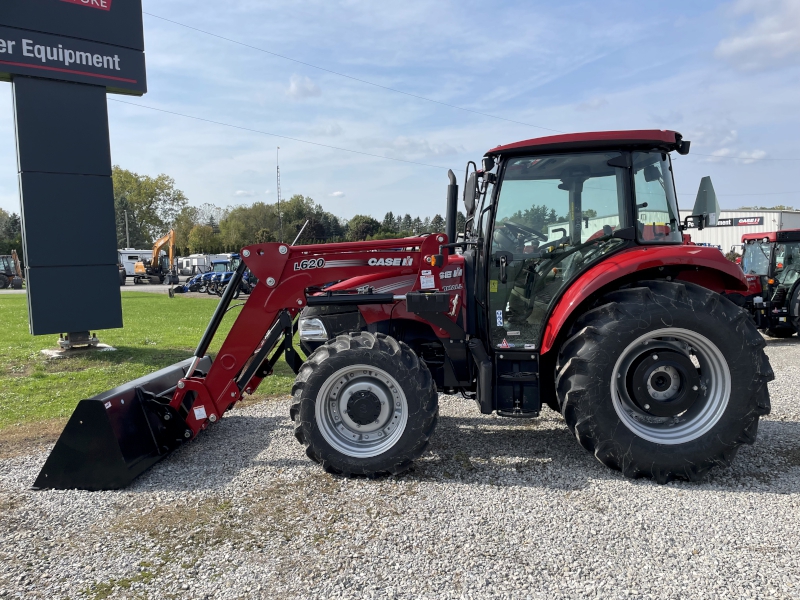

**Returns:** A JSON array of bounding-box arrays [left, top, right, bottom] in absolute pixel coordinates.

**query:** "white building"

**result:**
[[678, 209, 800, 253]]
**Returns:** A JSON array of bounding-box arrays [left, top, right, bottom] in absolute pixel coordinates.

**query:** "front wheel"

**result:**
[[556, 280, 773, 483], [291, 332, 438, 476]]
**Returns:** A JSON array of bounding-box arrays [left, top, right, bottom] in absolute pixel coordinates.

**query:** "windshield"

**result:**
[[774, 242, 800, 286], [632, 152, 682, 243], [489, 152, 628, 348], [742, 242, 771, 276], [212, 262, 229, 273]]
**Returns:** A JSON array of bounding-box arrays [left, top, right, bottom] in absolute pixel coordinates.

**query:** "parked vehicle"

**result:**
[[736, 229, 800, 337], [118, 248, 153, 279], [0, 250, 22, 289], [35, 130, 774, 491], [134, 230, 178, 284]]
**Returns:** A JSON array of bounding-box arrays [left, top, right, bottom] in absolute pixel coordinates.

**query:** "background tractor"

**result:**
[[35, 130, 773, 491], [737, 229, 800, 338]]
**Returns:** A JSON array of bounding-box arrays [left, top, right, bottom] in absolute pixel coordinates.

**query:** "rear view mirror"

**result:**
[[691, 176, 720, 227], [482, 156, 495, 172], [464, 172, 478, 217], [643, 164, 661, 182]]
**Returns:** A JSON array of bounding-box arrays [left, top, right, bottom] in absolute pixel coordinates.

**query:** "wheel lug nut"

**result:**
[[692, 385, 698, 391], [652, 355, 659, 360], [644, 404, 651, 410]]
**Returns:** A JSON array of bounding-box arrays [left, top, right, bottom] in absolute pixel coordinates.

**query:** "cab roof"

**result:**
[[487, 130, 685, 157], [742, 229, 800, 243]]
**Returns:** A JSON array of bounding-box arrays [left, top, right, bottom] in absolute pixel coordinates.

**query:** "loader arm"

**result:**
[[172, 235, 458, 436]]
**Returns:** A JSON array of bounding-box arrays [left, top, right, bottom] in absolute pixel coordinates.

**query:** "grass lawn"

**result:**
[[0, 292, 296, 433]]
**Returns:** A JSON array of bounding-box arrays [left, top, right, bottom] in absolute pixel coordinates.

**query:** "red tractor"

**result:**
[[36, 130, 773, 490], [736, 229, 800, 337]]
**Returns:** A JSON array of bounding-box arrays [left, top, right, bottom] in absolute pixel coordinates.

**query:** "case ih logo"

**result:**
[[60, 0, 112, 11], [736, 217, 764, 226]]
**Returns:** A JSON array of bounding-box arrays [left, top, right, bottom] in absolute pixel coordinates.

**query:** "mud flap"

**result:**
[[33, 356, 212, 491]]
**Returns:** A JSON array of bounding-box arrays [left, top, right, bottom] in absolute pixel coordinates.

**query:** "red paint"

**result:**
[[741, 229, 800, 244], [489, 130, 680, 155], [0, 60, 136, 83], [61, 0, 112, 11], [168, 236, 464, 427], [539, 246, 748, 354]]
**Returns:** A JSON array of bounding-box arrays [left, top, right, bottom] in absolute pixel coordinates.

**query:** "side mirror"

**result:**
[[482, 156, 495, 172], [463, 172, 478, 217], [691, 176, 720, 229]]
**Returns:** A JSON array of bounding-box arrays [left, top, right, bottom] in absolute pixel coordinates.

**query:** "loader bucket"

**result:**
[[33, 356, 212, 491]]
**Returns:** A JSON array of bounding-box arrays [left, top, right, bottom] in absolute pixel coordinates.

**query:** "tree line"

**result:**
[[111, 166, 466, 255]]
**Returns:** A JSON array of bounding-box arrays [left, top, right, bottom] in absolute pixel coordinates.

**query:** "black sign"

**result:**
[[0, 25, 146, 94], [0, 0, 145, 95], [0, 0, 143, 51], [685, 215, 764, 229]]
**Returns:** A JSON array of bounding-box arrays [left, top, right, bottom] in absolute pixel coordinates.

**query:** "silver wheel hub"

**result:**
[[316, 365, 408, 458], [610, 327, 731, 445]]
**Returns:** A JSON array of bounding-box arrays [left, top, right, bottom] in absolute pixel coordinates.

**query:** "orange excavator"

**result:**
[[134, 229, 178, 284]]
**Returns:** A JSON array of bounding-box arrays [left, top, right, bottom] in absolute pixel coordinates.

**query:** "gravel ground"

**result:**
[[1, 336, 799, 599]]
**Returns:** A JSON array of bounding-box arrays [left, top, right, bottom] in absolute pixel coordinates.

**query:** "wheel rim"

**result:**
[[610, 327, 731, 445], [315, 365, 408, 458]]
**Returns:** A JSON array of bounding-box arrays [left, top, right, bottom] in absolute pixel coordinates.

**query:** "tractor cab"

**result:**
[[741, 229, 800, 336]]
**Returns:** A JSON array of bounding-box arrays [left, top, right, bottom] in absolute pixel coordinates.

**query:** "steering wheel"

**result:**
[[501, 221, 548, 242]]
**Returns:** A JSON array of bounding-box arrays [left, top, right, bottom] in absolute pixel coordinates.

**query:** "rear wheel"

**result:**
[[556, 280, 773, 483], [291, 332, 438, 476], [0, 274, 9, 289]]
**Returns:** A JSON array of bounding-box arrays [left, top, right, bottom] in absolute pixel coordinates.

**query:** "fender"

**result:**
[[540, 246, 748, 355]]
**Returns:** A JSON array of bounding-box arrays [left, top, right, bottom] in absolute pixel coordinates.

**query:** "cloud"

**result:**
[[704, 147, 767, 164], [313, 123, 343, 136], [264, 190, 271, 195], [287, 74, 321, 99], [576, 97, 608, 111], [360, 136, 460, 160], [715, 0, 800, 71], [330, 191, 345, 198], [234, 190, 256, 197]]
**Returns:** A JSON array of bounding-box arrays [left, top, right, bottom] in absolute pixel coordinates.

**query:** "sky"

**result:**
[[1, 0, 799, 220]]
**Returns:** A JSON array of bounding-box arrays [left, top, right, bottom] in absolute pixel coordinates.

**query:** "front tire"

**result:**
[[556, 280, 773, 483], [291, 332, 438, 476]]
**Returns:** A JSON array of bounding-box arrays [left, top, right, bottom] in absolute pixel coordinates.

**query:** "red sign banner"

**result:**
[[60, 0, 112, 11]]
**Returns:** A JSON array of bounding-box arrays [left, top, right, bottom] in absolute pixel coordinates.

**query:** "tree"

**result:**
[[429, 214, 445, 232], [173, 206, 200, 254], [347, 215, 381, 241], [188, 225, 217, 253], [412, 217, 422, 234], [382, 212, 397, 232], [456, 210, 467, 236], [401, 214, 413, 232], [112, 166, 189, 245], [114, 193, 148, 248]]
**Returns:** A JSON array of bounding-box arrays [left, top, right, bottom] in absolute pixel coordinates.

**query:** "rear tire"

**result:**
[[0, 274, 9, 289], [556, 280, 773, 483], [291, 332, 438, 476]]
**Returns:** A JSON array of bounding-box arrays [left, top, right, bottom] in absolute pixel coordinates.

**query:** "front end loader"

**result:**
[[35, 130, 774, 490]]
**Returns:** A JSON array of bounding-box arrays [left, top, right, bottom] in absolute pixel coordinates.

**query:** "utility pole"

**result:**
[[124, 209, 130, 248], [276, 146, 283, 243]]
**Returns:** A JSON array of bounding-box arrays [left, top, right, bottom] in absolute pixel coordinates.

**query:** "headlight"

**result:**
[[299, 317, 328, 341]]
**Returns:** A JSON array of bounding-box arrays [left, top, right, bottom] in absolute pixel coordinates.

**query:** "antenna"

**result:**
[[276, 146, 284, 243]]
